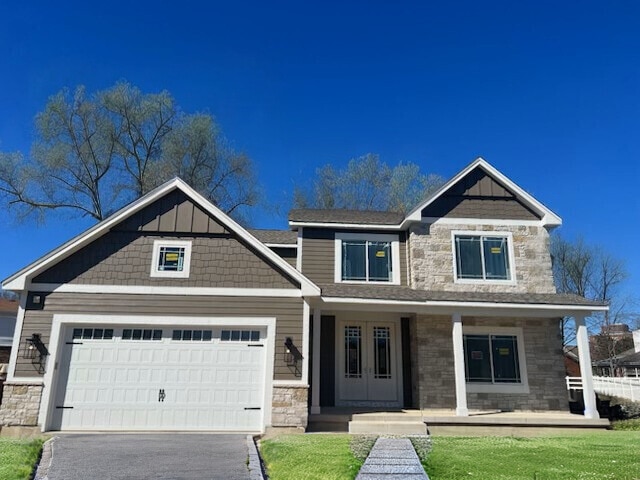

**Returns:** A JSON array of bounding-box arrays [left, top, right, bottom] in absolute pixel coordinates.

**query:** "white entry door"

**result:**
[[337, 321, 399, 405], [50, 325, 266, 431]]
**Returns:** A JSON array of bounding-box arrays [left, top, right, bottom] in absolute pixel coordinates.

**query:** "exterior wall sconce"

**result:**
[[23, 333, 49, 374], [284, 337, 302, 378]]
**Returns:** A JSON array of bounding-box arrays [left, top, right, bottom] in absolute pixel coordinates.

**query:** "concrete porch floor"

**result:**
[[308, 408, 610, 436]]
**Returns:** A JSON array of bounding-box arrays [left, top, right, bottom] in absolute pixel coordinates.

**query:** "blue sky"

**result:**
[[0, 1, 639, 298]]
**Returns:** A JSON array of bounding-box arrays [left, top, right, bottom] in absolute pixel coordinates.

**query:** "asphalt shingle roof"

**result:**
[[319, 283, 607, 307], [248, 229, 297, 245], [288, 209, 404, 225]]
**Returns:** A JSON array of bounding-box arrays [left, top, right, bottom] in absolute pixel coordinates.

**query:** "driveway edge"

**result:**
[[34, 437, 55, 480], [247, 434, 266, 479]]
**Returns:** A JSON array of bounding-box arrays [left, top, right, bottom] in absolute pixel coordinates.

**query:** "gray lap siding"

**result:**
[[15, 292, 304, 381]]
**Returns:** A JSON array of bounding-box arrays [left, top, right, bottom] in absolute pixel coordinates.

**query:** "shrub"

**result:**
[[608, 396, 640, 419], [349, 435, 377, 462]]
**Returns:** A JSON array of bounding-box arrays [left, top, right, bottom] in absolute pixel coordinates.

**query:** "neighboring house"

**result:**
[[564, 346, 581, 377], [593, 330, 640, 377], [0, 157, 607, 433], [0, 298, 18, 365]]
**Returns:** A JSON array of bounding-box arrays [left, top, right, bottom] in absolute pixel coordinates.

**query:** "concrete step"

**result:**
[[349, 420, 428, 435]]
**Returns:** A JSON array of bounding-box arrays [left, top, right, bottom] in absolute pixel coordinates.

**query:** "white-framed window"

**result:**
[[452, 231, 515, 283], [334, 233, 401, 284], [150, 240, 192, 278], [463, 326, 529, 394]]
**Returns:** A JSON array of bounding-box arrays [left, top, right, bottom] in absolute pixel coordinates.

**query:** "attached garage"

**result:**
[[47, 321, 271, 432]]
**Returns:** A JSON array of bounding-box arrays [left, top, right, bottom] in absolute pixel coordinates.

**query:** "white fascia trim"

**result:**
[[403, 158, 562, 228], [40, 314, 277, 432], [320, 296, 609, 312], [451, 230, 517, 286], [289, 221, 402, 230], [424, 217, 544, 227], [30, 283, 303, 297], [334, 232, 401, 285], [4, 178, 321, 297], [6, 292, 27, 382], [463, 325, 530, 394], [265, 243, 298, 249], [296, 228, 303, 271]]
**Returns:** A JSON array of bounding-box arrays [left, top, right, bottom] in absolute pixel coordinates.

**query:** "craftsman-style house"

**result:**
[[0, 158, 606, 432]]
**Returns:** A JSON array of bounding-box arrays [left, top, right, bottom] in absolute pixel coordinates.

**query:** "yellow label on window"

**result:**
[[376, 251, 386, 257], [490, 247, 502, 254], [165, 253, 179, 261], [499, 348, 510, 355]]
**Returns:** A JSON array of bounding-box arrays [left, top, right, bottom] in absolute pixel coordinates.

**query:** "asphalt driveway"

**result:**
[[45, 434, 254, 480]]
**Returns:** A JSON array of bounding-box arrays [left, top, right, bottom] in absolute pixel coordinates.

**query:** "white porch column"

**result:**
[[310, 308, 322, 414], [452, 313, 468, 416], [575, 314, 598, 419]]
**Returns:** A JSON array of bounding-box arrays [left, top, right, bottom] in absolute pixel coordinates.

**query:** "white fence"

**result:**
[[566, 376, 640, 402]]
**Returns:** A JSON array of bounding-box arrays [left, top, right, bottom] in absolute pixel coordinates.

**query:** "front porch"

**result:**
[[308, 408, 610, 436], [307, 294, 607, 433]]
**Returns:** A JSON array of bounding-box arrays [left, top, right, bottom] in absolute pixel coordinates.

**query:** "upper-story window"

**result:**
[[334, 233, 400, 284], [150, 240, 192, 278], [452, 232, 514, 283]]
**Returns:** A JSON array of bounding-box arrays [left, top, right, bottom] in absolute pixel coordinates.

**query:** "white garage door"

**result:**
[[50, 325, 266, 431]]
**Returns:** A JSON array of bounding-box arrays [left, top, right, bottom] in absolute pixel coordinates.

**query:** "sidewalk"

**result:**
[[356, 437, 429, 479]]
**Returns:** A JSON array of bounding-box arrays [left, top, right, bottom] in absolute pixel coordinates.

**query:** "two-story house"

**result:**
[[0, 158, 607, 433]]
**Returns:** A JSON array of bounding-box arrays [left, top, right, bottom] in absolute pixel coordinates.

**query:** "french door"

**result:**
[[337, 321, 399, 404]]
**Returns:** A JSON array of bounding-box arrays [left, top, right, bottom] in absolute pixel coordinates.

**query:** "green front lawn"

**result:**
[[0, 437, 44, 480], [260, 432, 640, 480], [423, 432, 640, 480], [260, 434, 366, 480]]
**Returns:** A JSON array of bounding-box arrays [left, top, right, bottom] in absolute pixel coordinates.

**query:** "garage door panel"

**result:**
[[51, 325, 267, 431]]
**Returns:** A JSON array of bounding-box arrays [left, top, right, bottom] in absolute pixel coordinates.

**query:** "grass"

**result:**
[[0, 437, 44, 480], [421, 432, 640, 480], [260, 434, 367, 480]]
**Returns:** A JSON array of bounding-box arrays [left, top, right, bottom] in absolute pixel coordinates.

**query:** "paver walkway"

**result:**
[[356, 437, 429, 479]]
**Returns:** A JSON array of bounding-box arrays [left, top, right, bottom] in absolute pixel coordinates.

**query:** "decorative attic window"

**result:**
[[150, 240, 192, 278], [335, 233, 400, 284], [453, 232, 514, 283]]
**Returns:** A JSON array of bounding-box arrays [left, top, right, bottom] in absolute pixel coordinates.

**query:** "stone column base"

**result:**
[[271, 385, 308, 429], [0, 383, 43, 427]]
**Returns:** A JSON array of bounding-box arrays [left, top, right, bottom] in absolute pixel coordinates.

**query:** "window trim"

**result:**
[[150, 240, 192, 278], [334, 232, 401, 285], [462, 326, 529, 394], [451, 230, 516, 285]]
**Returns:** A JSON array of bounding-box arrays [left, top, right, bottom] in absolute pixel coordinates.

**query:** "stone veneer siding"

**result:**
[[409, 223, 556, 293], [414, 316, 568, 411], [271, 385, 308, 428], [0, 383, 43, 426]]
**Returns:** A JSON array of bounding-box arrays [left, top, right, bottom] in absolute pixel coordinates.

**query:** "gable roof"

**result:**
[[2, 178, 320, 296], [287, 158, 562, 229], [403, 157, 562, 227]]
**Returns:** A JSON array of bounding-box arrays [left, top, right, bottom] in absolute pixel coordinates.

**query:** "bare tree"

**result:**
[[294, 153, 443, 213], [0, 82, 259, 222], [552, 234, 636, 370]]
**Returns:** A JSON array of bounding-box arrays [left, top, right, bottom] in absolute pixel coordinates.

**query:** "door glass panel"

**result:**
[[344, 326, 362, 378], [373, 326, 391, 379]]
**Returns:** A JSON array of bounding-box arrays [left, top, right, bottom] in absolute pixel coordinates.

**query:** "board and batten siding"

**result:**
[[16, 292, 304, 381], [421, 167, 541, 221], [301, 228, 408, 286]]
